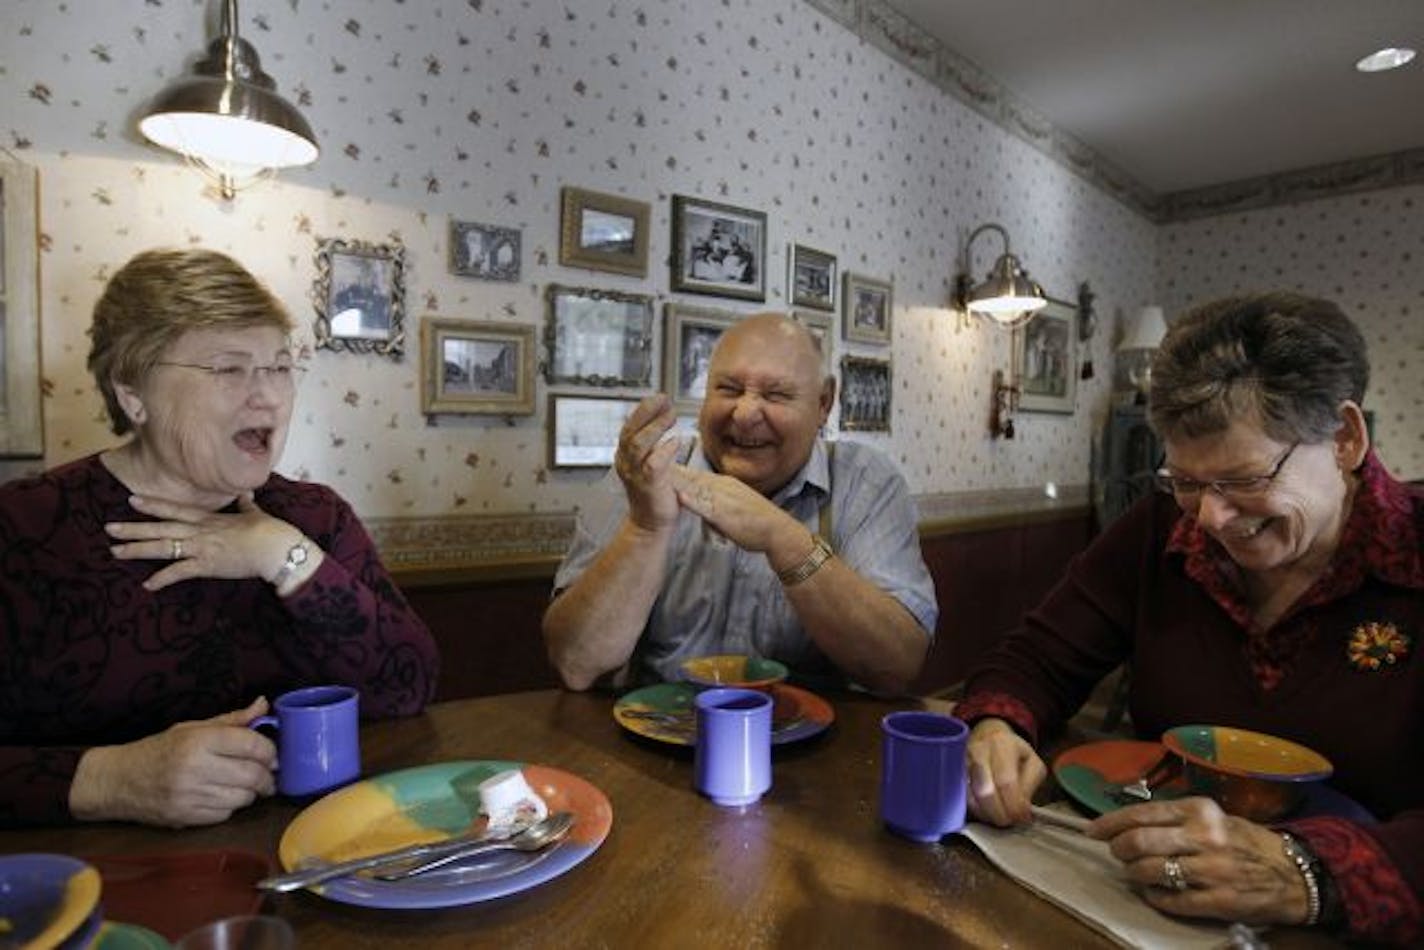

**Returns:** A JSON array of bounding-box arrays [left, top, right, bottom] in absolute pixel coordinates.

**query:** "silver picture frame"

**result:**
[[450, 219, 521, 281], [313, 237, 407, 358], [548, 394, 640, 468], [544, 284, 655, 388]]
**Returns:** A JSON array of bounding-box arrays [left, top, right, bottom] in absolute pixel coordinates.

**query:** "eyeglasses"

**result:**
[[1154, 442, 1299, 500], [158, 360, 307, 394]]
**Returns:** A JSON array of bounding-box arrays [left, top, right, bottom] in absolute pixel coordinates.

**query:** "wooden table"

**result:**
[[0, 690, 1337, 948]]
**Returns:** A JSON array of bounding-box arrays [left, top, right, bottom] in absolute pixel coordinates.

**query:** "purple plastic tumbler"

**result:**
[[694, 687, 773, 807], [880, 710, 969, 842]]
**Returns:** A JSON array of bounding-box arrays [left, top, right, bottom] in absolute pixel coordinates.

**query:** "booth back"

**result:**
[[397, 508, 1094, 700]]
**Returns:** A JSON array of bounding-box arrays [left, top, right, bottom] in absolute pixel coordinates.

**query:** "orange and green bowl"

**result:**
[[680, 654, 789, 690], [1161, 725, 1332, 821]]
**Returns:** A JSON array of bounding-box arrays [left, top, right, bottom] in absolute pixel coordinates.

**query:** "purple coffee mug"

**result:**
[[694, 687, 773, 807], [880, 710, 968, 842], [250, 685, 360, 799]]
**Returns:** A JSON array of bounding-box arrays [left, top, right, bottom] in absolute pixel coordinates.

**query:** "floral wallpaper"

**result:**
[[11, 0, 1409, 534], [1161, 186, 1424, 479]]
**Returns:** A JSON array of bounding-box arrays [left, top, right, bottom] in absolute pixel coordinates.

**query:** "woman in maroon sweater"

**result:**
[[957, 292, 1421, 944], [0, 249, 439, 828]]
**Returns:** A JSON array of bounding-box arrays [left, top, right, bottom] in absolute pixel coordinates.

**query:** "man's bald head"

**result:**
[[697, 312, 836, 495]]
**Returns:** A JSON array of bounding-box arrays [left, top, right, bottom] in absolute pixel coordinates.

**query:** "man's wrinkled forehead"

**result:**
[[710, 317, 821, 381]]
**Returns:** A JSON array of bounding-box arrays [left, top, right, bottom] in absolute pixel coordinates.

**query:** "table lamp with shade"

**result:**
[[1117, 305, 1168, 404]]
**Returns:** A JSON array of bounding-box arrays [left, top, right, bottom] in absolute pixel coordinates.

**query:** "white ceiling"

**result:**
[[879, 0, 1424, 194]]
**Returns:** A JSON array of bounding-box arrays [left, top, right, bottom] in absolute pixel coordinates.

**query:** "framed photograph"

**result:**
[[313, 237, 406, 358], [671, 194, 767, 301], [0, 158, 42, 458], [548, 394, 640, 468], [793, 309, 835, 383], [842, 272, 893, 345], [664, 303, 741, 413], [420, 318, 536, 415], [840, 355, 892, 432], [545, 284, 655, 388], [450, 219, 521, 281], [1013, 297, 1078, 414], [789, 244, 837, 311], [560, 187, 650, 277]]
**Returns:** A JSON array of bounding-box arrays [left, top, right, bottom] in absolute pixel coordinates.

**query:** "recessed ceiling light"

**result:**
[[1356, 47, 1416, 73]]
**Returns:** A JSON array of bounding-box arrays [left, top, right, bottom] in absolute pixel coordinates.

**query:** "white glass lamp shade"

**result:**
[[967, 252, 1047, 326], [140, 102, 317, 171], [138, 16, 318, 197]]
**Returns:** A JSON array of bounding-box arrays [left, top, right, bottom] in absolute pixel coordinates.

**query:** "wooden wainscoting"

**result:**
[[911, 509, 1094, 696], [396, 566, 564, 701]]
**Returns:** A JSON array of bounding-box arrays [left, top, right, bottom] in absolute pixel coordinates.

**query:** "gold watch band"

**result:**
[[777, 535, 833, 587]]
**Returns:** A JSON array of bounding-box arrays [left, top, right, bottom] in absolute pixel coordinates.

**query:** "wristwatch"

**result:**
[[777, 535, 834, 587], [271, 538, 311, 589]]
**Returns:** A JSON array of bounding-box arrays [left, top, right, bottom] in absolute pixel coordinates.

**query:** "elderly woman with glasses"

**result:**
[[957, 292, 1421, 944], [0, 248, 439, 829]]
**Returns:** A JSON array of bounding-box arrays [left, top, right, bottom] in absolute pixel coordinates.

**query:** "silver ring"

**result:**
[[1162, 855, 1189, 892], [171, 538, 184, 560]]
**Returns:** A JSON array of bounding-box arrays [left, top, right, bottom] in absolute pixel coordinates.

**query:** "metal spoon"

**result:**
[[371, 811, 575, 881], [1114, 753, 1181, 803]]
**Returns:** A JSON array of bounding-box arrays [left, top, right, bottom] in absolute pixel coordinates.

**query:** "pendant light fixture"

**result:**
[[138, 0, 318, 199]]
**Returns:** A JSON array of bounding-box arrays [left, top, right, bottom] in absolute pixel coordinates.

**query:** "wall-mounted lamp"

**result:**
[[954, 223, 1046, 439], [1117, 304, 1169, 404], [138, 0, 319, 199], [953, 223, 1047, 329]]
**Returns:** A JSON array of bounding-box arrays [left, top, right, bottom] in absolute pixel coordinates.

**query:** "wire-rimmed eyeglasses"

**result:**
[[1154, 442, 1299, 500], [157, 360, 307, 394]]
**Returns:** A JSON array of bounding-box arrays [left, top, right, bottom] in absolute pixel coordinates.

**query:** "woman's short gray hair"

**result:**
[[1148, 292, 1368, 444]]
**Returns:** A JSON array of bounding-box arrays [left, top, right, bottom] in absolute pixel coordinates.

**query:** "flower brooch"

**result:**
[[1346, 621, 1412, 671]]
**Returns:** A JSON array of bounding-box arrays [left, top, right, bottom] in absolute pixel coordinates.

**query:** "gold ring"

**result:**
[[171, 538, 184, 560], [1162, 855, 1189, 892]]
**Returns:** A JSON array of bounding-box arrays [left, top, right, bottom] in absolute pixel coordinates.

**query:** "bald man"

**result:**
[[543, 314, 937, 694]]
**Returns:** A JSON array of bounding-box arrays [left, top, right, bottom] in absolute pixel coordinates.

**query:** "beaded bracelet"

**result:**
[[1279, 832, 1322, 927]]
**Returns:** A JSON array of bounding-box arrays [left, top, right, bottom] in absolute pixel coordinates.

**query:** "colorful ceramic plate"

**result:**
[[0, 854, 103, 950], [84, 851, 269, 942], [278, 761, 613, 909], [1053, 740, 1188, 815], [614, 682, 834, 746], [1052, 740, 1375, 823], [92, 921, 172, 950]]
